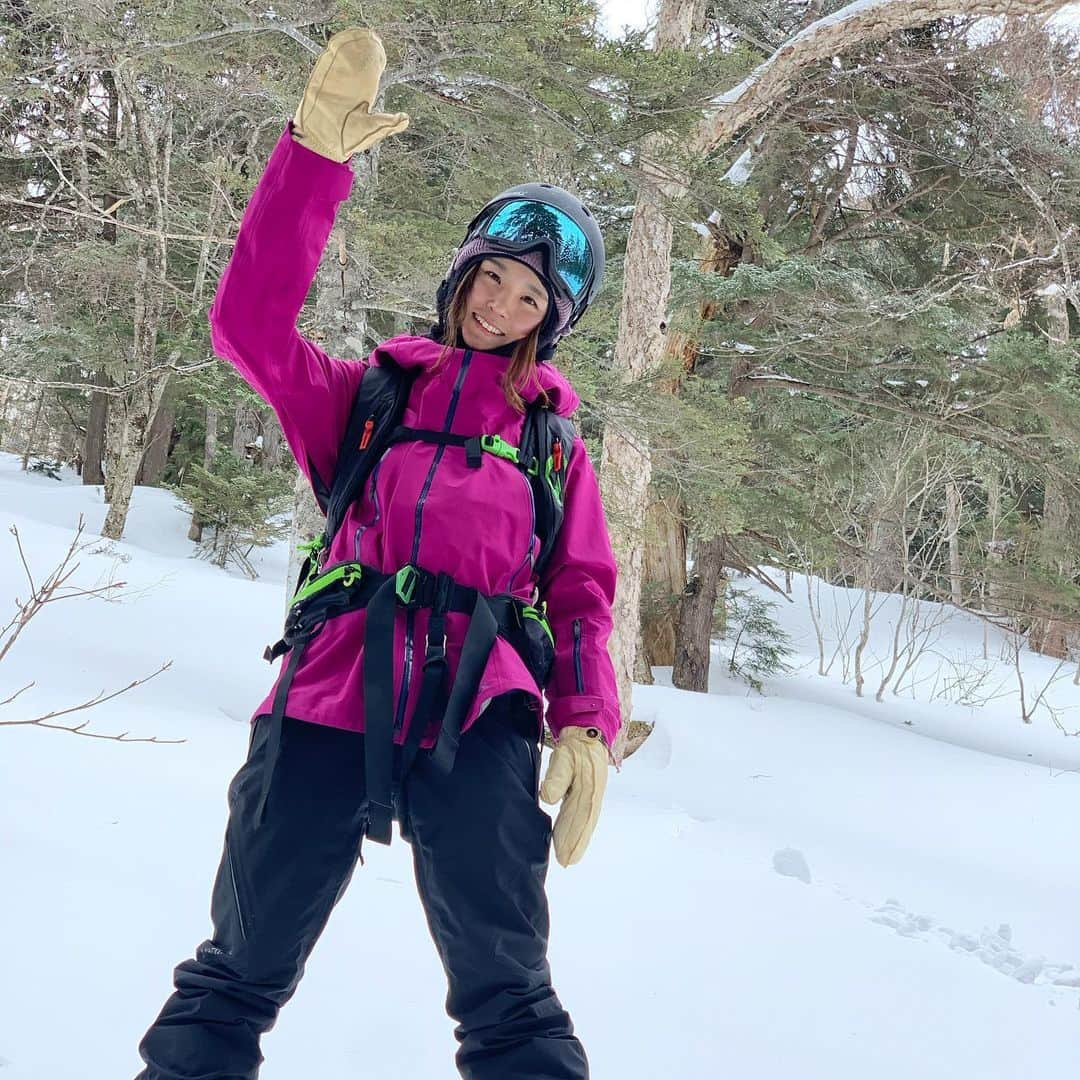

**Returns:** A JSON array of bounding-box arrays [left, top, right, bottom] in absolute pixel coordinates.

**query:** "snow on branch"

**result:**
[[694, 0, 1074, 152]]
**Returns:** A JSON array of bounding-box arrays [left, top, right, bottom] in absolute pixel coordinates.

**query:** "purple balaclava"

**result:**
[[431, 237, 574, 361]]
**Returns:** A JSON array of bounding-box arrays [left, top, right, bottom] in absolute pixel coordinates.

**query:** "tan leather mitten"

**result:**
[[539, 726, 608, 867], [293, 28, 410, 162]]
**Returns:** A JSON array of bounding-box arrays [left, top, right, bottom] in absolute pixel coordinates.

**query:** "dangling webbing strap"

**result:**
[[255, 570, 380, 825], [261, 557, 531, 843], [361, 568, 509, 843]]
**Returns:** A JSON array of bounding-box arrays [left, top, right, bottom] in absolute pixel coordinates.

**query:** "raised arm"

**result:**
[[208, 29, 409, 494], [208, 128, 364, 493]]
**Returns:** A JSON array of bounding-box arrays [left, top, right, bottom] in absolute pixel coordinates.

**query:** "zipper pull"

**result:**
[[359, 417, 375, 450], [552, 437, 563, 473]]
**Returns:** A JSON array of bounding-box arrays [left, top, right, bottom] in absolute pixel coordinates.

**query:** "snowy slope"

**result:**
[[1, 450, 1078, 1079]]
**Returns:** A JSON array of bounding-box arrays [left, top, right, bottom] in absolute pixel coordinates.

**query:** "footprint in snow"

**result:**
[[868, 899, 1078, 990]]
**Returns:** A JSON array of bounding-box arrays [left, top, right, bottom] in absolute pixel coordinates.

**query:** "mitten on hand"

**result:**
[[539, 725, 608, 867], [293, 28, 410, 162]]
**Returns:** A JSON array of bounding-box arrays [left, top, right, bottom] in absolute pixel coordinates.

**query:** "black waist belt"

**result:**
[[259, 562, 531, 845]]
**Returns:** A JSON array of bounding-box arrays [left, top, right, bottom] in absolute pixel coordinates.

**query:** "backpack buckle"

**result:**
[[395, 565, 419, 605]]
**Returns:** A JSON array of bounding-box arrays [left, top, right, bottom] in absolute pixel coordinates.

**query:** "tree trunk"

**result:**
[[602, 0, 698, 761], [19, 389, 46, 470], [189, 406, 220, 542], [945, 480, 963, 606], [285, 468, 326, 614], [101, 369, 169, 538], [261, 409, 284, 472], [204, 406, 219, 469], [82, 370, 109, 485], [1029, 237, 1073, 656], [100, 72, 174, 540], [673, 535, 726, 692], [232, 404, 260, 461], [1030, 477, 1070, 658], [641, 497, 687, 666], [136, 385, 174, 486]]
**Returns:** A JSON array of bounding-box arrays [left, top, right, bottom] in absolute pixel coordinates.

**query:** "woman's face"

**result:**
[[459, 257, 550, 350]]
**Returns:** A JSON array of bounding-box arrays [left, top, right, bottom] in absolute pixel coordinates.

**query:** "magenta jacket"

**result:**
[[208, 128, 622, 748]]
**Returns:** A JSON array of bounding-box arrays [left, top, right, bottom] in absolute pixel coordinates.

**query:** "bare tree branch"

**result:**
[[0, 660, 182, 742], [694, 0, 1075, 152]]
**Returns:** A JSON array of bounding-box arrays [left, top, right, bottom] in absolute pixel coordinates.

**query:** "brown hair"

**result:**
[[441, 264, 550, 413]]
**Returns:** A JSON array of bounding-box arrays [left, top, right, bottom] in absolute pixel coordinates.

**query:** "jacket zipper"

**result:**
[[394, 350, 473, 733], [353, 452, 389, 560], [507, 465, 536, 592], [572, 618, 585, 693]]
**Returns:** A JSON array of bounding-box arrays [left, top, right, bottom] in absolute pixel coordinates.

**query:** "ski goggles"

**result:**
[[478, 199, 594, 301]]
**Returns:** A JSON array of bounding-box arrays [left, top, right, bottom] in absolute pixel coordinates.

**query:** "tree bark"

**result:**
[[602, 0, 698, 761], [19, 389, 46, 470], [100, 73, 173, 539], [693, 0, 1073, 153], [232, 404, 260, 461], [261, 409, 284, 472], [673, 535, 726, 692], [641, 496, 687, 666], [1029, 232, 1073, 656], [945, 480, 964, 606], [136, 384, 174, 486], [82, 370, 109, 485]]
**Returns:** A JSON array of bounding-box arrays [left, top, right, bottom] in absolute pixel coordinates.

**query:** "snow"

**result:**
[[2, 449, 1080, 1078], [723, 147, 755, 186], [712, 0, 890, 109]]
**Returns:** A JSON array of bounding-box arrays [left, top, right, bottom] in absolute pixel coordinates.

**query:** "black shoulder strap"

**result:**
[[321, 368, 574, 582], [521, 405, 577, 581], [323, 359, 417, 549]]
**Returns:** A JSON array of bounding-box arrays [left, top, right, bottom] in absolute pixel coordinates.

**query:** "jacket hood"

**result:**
[[370, 334, 580, 417]]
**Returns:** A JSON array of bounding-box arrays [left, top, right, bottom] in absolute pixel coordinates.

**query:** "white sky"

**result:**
[[598, 0, 655, 37]]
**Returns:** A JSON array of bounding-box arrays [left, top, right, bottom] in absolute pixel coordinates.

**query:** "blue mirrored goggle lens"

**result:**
[[483, 200, 592, 298]]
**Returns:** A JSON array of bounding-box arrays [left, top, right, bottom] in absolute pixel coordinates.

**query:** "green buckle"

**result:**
[[291, 561, 362, 607], [395, 564, 418, 604], [544, 456, 564, 503], [521, 604, 555, 647], [298, 532, 326, 559], [479, 433, 521, 466]]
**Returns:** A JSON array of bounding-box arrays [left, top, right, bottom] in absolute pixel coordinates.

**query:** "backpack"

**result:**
[[299, 356, 577, 592]]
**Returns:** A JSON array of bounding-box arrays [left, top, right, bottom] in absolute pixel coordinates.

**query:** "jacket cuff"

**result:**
[[545, 694, 620, 748], [275, 122, 355, 203]]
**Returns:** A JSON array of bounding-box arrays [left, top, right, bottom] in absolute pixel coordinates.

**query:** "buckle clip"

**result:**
[[395, 565, 419, 605]]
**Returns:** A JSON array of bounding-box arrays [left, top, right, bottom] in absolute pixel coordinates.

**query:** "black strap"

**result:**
[[389, 426, 484, 468], [362, 575, 399, 845], [255, 637, 309, 825], [428, 591, 499, 775], [262, 559, 542, 844]]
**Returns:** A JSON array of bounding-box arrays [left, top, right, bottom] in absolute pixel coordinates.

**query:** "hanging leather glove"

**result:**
[[293, 28, 410, 162], [540, 726, 609, 867]]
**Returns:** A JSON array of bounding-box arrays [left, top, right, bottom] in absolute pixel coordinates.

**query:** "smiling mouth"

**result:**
[[472, 312, 504, 336]]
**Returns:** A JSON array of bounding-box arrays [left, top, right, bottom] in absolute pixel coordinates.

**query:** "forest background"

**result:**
[[2, 0, 1079, 759]]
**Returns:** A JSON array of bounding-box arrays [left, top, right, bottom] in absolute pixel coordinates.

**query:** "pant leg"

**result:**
[[137, 715, 369, 1080], [404, 693, 589, 1080]]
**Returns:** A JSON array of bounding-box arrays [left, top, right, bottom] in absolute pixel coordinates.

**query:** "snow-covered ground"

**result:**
[[1, 449, 1078, 1079]]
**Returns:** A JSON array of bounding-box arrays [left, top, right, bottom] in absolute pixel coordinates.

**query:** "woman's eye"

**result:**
[[485, 270, 500, 282], [523, 296, 537, 307]]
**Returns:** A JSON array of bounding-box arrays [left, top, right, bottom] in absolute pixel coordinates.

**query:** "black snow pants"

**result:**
[[136, 693, 588, 1080]]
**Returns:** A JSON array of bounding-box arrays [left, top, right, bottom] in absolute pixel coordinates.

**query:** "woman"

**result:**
[[137, 28, 619, 1080]]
